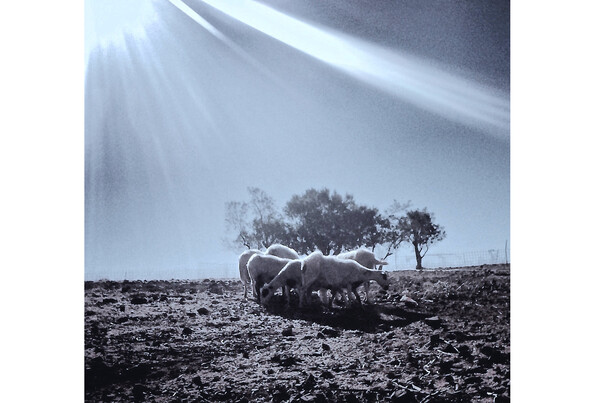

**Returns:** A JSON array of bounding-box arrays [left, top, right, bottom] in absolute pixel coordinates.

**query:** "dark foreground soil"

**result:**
[[85, 265, 510, 402]]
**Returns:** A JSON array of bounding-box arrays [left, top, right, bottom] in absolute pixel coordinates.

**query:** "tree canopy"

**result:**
[[224, 187, 290, 249], [224, 187, 445, 269], [400, 209, 446, 270], [284, 188, 385, 255]]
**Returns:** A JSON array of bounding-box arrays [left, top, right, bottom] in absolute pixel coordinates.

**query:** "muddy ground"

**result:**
[[85, 265, 510, 402]]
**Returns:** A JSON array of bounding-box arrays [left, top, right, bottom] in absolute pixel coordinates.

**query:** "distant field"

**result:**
[[85, 265, 510, 402]]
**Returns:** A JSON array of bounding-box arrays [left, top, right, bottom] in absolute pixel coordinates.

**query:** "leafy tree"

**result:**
[[400, 209, 446, 270], [225, 189, 446, 272], [345, 205, 388, 251], [284, 188, 383, 255], [251, 217, 292, 249]]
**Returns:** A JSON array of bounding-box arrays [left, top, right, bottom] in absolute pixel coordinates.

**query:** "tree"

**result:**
[[345, 205, 388, 252], [224, 200, 253, 249], [224, 188, 446, 270], [224, 187, 290, 250], [400, 209, 446, 270], [246, 187, 290, 248], [284, 188, 383, 255], [379, 200, 412, 260]]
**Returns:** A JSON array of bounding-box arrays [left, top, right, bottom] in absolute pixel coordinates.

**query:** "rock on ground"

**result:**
[[85, 266, 510, 402]]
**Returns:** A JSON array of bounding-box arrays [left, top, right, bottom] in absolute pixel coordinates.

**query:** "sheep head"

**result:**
[[260, 285, 275, 304], [379, 272, 390, 291]]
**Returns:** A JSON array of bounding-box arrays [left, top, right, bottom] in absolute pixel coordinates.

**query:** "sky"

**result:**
[[84, 0, 510, 280]]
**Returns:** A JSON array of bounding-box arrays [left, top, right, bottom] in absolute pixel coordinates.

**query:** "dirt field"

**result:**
[[84, 265, 510, 402]]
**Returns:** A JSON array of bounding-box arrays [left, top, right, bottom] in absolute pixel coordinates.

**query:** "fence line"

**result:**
[[85, 262, 234, 281], [391, 248, 510, 270], [85, 249, 510, 281]]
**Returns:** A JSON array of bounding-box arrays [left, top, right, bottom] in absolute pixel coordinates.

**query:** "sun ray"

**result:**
[[166, 0, 294, 96], [85, 0, 159, 70], [195, 0, 509, 137]]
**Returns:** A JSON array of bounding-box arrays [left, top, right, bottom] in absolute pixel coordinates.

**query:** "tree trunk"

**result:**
[[413, 242, 423, 270]]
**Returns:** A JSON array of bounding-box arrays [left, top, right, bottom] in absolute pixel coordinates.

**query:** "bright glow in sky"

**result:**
[[85, 0, 158, 67], [194, 0, 509, 137]]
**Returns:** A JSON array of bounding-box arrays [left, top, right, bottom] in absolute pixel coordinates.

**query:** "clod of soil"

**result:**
[[282, 326, 294, 336], [85, 265, 510, 402]]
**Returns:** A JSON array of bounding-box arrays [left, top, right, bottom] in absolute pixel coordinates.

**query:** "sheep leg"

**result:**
[[318, 288, 329, 305], [332, 290, 346, 307], [352, 288, 363, 306], [298, 286, 307, 307], [344, 286, 360, 307], [253, 280, 263, 302], [330, 288, 346, 308], [284, 286, 291, 306], [341, 289, 350, 306], [364, 282, 372, 304]]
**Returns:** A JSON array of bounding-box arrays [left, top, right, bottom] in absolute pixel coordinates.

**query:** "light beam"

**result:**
[[193, 0, 510, 137]]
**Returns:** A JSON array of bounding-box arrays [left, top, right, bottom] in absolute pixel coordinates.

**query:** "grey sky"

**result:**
[[85, 0, 510, 280]]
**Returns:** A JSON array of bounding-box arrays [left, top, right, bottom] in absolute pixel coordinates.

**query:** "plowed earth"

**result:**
[[85, 265, 510, 402]]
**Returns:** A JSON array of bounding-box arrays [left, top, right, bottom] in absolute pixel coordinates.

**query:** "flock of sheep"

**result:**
[[238, 244, 391, 308]]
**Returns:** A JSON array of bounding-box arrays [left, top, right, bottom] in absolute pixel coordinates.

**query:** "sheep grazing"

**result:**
[[265, 243, 300, 260], [238, 249, 263, 299], [298, 252, 345, 306], [337, 248, 388, 270], [260, 259, 304, 306], [301, 251, 390, 308], [337, 248, 389, 303], [246, 253, 292, 302]]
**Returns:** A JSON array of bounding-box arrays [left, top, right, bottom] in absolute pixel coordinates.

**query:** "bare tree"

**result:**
[[224, 187, 290, 250], [246, 187, 290, 249], [224, 200, 253, 249], [379, 200, 412, 260]]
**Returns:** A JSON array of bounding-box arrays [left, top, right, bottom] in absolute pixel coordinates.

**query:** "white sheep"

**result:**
[[299, 251, 349, 307], [265, 243, 300, 260], [301, 251, 390, 308], [337, 248, 388, 270], [337, 248, 389, 303], [246, 253, 292, 302], [259, 259, 304, 306], [238, 249, 263, 299]]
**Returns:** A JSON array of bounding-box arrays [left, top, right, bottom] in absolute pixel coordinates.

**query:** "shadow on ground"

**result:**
[[263, 294, 434, 333]]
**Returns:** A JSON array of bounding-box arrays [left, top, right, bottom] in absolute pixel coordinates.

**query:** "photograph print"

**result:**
[[85, 0, 510, 401]]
